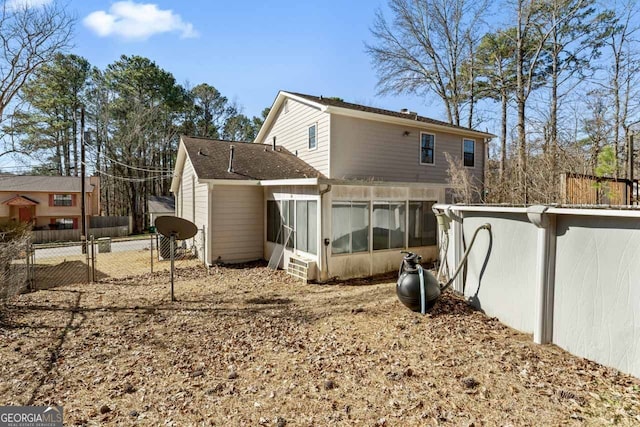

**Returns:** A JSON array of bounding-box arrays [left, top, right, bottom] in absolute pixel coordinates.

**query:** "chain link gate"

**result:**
[[27, 229, 207, 291]]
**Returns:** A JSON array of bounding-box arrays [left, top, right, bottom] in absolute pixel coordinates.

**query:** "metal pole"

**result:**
[[170, 234, 175, 301], [91, 235, 96, 283], [150, 232, 154, 274], [202, 226, 206, 267], [84, 236, 90, 284], [88, 234, 96, 283], [629, 132, 634, 182]]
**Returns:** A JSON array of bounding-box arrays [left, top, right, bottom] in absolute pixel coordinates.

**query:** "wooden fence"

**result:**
[[31, 226, 129, 244], [90, 216, 130, 229], [560, 173, 637, 205]]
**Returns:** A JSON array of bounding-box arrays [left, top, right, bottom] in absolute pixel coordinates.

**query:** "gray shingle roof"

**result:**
[[148, 196, 175, 213], [182, 136, 324, 181], [0, 175, 94, 193], [289, 92, 492, 136]]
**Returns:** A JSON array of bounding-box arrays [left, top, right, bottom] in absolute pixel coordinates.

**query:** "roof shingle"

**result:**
[[148, 196, 175, 213], [181, 136, 324, 181], [288, 92, 491, 136], [0, 175, 94, 193]]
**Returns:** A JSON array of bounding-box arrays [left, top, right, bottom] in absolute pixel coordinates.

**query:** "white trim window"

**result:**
[[420, 133, 435, 165], [408, 201, 437, 246], [463, 139, 475, 167], [372, 202, 406, 250], [308, 123, 317, 150], [331, 202, 369, 254], [53, 194, 73, 206], [56, 218, 74, 229], [295, 200, 318, 255]]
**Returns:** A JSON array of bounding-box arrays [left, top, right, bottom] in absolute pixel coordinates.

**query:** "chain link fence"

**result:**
[[0, 231, 32, 300], [25, 228, 206, 290]]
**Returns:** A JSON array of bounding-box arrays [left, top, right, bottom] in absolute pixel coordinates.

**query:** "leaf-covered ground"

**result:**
[[1, 263, 639, 426]]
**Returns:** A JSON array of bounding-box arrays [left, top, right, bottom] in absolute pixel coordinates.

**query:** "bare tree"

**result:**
[[366, 0, 487, 126], [0, 1, 74, 121], [445, 152, 483, 203], [0, 0, 73, 160], [600, 0, 640, 178]]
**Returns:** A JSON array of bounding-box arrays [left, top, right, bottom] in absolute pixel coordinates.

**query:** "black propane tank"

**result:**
[[396, 251, 441, 313]]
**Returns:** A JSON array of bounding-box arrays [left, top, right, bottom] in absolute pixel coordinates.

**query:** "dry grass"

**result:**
[[1, 263, 639, 426]]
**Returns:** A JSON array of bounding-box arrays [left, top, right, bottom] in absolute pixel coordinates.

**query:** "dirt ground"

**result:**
[[1, 263, 639, 426]]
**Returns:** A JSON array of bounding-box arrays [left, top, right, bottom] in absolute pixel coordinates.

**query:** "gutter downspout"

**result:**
[[527, 205, 556, 344], [319, 184, 332, 281]]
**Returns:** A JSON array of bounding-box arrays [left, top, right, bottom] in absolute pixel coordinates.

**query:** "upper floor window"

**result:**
[[53, 194, 72, 206], [463, 139, 475, 167], [308, 124, 317, 150], [420, 133, 435, 164]]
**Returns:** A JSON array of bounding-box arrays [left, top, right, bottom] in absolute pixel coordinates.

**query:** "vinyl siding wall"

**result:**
[[178, 156, 209, 262], [257, 98, 330, 176], [330, 115, 485, 185], [210, 185, 264, 263], [179, 158, 195, 223]]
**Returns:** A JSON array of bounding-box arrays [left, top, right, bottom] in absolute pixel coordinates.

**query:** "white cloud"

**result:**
[[6, 0, 53, 10], [83, 1, 198, 41]]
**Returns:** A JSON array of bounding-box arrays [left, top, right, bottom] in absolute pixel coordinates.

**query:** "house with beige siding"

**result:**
[[0, 175, 101, 230], [171, 91, 493, 281]]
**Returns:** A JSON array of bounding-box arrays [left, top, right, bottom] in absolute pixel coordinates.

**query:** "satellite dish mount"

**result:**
[[154, 216, 198, 301]]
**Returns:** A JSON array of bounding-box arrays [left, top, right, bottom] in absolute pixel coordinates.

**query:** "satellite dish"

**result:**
[[155, 216, 197, 240]]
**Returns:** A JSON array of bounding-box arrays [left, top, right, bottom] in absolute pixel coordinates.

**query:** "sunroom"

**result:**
[[263, 181, 446, 281]]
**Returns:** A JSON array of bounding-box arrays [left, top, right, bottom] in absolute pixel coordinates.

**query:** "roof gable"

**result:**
[[2, 195, 39, 206]]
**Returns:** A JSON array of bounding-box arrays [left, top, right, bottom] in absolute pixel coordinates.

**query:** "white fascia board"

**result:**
[[254, 91, 329, 144], [200, 179, 261, 187], [547, 206, 640, 218], [322, 178, 454, 189], [281, 92, 327, 110], [434, 204, 640, 218], [325, 106, 495, 139], [260, 178, 319, 186], [434, 204, 529, 214], [170, 139, 187, 193]]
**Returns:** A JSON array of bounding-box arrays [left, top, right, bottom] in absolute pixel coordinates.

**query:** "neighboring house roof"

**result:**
[[148, 196, 175, 213], [255, 91, 495, 143], [0, 175, 94, 193], [177, 136, 324, 185]]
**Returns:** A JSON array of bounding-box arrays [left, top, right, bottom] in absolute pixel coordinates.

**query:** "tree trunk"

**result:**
[[550, 33, 559, 200], [516, 1, 528, 204], [72, 107, 78, 177], [500, 91, 508, 181]]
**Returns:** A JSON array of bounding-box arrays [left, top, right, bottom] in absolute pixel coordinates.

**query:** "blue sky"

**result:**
[[69, 0, 440, 119]]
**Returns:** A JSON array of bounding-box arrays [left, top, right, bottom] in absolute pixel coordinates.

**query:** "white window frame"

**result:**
[[372, 201, 407, 252], [308, 123, 318, 151], [419, 132, 436, 166], [331, 201, 370, 255], [53, 194, 73, 207], [56, 218, 74, 229], [463, 138, 476, 168]]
